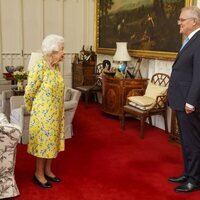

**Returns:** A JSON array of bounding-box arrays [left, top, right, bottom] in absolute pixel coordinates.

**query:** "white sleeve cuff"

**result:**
[[186, 103, 194, 109]]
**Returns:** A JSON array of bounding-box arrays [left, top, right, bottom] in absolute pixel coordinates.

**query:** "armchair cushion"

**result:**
[[128, 83, 168, 111], [128, 96, 155, 107], [144, 82, 167, 100], [128, 102, 154, 111]]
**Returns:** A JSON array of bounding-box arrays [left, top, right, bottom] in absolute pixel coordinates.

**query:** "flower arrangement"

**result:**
[[13, 70, 28, 81]]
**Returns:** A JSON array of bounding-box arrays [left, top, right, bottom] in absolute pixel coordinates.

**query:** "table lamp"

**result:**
[[113, 42, 131, 76]]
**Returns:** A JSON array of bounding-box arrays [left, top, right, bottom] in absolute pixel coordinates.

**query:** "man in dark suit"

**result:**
[[168, 6, 200, 193]]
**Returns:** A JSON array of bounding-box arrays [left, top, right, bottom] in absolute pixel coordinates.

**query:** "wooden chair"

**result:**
[[75, 63, 104, 108], [121, 73, 170, 139]]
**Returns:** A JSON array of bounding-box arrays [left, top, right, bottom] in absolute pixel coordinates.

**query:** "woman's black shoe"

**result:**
[[45, 174, 61, 182], [33, 175, 52, 188]]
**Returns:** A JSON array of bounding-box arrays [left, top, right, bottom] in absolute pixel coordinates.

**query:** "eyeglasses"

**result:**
[[53, 49, 65, 54], [177, 17, 194, 24]]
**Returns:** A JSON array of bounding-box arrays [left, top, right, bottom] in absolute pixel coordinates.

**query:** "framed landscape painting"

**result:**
[[96, 0, 194, 60]]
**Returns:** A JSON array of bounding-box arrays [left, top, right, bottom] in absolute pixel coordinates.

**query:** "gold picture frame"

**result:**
[[95, 0, 194, 60]]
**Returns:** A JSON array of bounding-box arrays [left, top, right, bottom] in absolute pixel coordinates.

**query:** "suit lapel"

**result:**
[[180, 31, 199, 52], [173, 30, 200, 65]]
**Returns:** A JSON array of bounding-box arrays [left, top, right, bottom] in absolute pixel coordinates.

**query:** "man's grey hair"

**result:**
[[182, 6, 200, 24], [41, 34, 64, 55]]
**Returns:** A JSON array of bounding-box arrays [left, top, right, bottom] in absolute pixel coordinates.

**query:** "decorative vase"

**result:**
[[17, 80, 24, 91]]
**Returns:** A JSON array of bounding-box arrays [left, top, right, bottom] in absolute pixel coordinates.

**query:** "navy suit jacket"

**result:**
[[168, 30, 200, 111]]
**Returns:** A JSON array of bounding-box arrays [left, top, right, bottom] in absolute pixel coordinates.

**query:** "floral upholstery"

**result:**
[[0, 113, 21, 199]]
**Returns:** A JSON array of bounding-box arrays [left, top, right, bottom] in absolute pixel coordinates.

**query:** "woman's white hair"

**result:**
[[41, 34, 64, 55]]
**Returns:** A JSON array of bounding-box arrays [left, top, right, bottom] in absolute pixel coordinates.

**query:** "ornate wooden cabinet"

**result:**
[[72, 47, 97, 88], [102, 75, 148, 116]]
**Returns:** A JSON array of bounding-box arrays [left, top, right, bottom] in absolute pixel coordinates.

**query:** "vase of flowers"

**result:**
[[13, 70, 28, 91], [17, 80, 24, 91]]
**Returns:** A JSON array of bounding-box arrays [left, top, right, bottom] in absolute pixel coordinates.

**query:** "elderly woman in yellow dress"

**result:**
[[24, 34, 65, 188]]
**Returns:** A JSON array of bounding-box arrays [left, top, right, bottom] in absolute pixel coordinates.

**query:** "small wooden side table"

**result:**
[[3, 73, 16, 85]]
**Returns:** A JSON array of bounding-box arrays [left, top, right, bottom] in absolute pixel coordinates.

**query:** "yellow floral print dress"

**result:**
[[24, 59, 65, 158]]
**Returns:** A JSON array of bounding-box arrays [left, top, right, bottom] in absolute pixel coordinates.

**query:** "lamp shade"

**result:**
[[113, 42, 131, 62]]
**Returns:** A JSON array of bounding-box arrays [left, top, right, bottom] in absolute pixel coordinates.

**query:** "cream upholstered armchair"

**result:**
[[0, 90, 15, 128], [2, 90, 14, 121], [0, 113, 21, 199], [10, 87, 81, 144], [10, 96, 30, 144], [64, 87, 81, 138]]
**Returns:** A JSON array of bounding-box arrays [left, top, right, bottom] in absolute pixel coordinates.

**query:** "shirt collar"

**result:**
[[188, 28, 200, 39]]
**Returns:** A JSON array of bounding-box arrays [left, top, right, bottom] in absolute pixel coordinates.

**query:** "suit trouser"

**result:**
[[176, 110, 200, 184]]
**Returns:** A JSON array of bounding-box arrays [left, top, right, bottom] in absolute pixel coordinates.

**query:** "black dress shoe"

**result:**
[[45, 174, 61, 182], [175, 182, 200, 192], [33, 175, 52, 188], [168, 175, 187, 183]]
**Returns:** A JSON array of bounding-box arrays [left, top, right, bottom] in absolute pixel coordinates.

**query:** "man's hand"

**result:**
[[185, 105, 195, 114]]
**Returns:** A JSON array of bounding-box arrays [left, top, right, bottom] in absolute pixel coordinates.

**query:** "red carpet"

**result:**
[[14, 102, 200, 200]]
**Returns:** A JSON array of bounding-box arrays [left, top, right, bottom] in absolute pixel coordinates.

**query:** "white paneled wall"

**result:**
[[23, 0, 43, 53], [0, 0, 22, 54], [1, 0, 198, 87], [0, 0, 95, 89]]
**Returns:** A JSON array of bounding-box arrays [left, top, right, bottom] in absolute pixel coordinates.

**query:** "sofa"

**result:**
[[10, 87, 81, 144], [0, 113, 21, 199]]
